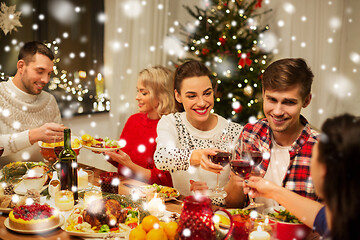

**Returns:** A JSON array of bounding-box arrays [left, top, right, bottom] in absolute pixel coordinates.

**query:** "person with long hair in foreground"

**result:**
[[244, 114, 360, 239]]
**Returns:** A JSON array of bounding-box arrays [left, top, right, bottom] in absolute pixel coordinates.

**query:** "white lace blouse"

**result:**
[[154, 112, 242, 197]]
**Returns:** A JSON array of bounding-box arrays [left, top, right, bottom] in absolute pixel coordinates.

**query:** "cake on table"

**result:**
[[9, 203, 60, 230]]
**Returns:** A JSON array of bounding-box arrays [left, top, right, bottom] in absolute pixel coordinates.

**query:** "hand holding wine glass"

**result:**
[[207, 136, 233, 199]]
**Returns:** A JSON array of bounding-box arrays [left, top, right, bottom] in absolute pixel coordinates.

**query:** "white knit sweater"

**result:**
[[0, 79, 62, 167]]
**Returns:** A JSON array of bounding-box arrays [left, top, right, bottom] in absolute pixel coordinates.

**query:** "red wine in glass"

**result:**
[[246, 151, 263, 167], [230, 160, 252, 179], [210, 152, 231, 167], [0, 147, 4, 157], [54, 146, 64, 158]]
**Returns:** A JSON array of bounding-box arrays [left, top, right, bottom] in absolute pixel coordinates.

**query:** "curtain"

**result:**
[[104, 0, 170, 137], [104, 0, 360, 133]]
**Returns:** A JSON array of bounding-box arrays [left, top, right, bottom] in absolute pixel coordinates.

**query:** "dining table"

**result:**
[[0, 164, 321, 240], [0, 164, 183, 240]]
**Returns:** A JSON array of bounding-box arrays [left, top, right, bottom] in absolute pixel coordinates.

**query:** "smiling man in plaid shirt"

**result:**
[[225, 58, 320, 209]]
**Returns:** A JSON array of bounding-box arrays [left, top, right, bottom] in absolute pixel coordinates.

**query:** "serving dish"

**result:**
[[264, 206, 311, 240], [4, 215, 64, 234], [38, 136, 82, 160]]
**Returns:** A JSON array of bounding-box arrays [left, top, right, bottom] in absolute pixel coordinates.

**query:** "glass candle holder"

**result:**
[[249, 224, 271, 240], [55, 190, 74, 211], [99, 172, 120, 194], [77, 168, 89, 190], [84, 190, 102, 207], [85, 169, 94, 185], [250, 216, 276, 240], [146, 193, 165, 217]]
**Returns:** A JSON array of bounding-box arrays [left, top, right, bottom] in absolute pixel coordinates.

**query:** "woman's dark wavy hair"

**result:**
[[173, 60, 213, 112], [318, 114, 360, 240]]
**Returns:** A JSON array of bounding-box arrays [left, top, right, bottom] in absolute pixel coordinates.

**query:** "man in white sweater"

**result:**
[[0, 41, 66, 167]]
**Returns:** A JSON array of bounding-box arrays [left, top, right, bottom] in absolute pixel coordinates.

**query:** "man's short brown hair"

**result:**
[[262, 58, 314, 100], [18, 41, 54, 63]]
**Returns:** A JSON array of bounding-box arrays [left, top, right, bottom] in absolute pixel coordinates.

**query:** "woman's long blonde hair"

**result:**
[[138, 66, 176, 117]]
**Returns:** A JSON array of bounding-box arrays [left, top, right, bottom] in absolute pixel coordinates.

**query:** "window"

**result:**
[[0, 0, 108, 117]]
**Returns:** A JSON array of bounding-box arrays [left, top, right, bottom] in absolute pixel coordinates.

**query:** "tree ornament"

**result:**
[[232, 101, 243, 113], [255, 0, 263, 9], [0, 2, 22, 35], [244, 85, 254, 96], [219, 36, 226, 45], [257, 111, 265, 119], [238, 52, 253, 67], [202, 48, 210, 55]]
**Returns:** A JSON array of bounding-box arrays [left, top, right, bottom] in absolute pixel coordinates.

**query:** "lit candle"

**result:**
[[55, 190, 74, 211], [249, 225, 271, 240], [77, 168, 88, 189], [147, 193, 165, 217], [84, 190, 102, 207]]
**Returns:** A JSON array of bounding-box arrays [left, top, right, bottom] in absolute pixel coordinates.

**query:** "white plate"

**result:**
[[4, 215, 64, 234], [14, 180, 47, 195], [82, 145, 121, 152]]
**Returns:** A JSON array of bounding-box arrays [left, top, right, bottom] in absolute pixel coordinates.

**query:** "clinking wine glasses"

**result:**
[[230, 141, 265, 210]]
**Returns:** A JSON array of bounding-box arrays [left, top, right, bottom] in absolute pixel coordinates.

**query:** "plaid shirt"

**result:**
[[240, 115, 320, 200]]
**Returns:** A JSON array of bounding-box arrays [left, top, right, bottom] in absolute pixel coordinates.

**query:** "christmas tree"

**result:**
[[176, 0, 272, 124]]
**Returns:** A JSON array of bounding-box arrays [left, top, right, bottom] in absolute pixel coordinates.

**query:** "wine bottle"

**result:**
[[59, 128, 78, 202]]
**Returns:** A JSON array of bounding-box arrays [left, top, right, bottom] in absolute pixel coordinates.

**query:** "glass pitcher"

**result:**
[[177, 195, 234, 240]]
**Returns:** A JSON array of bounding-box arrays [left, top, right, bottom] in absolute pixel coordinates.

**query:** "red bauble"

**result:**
[[202, 48, 210, 55], [219, 37, 226, 45]]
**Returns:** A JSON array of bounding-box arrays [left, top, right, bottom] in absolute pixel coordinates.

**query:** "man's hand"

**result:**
[[29, 123, 66, 144]]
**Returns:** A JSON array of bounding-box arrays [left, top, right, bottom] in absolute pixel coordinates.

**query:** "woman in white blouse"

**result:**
[[154, 60, 242, 204]]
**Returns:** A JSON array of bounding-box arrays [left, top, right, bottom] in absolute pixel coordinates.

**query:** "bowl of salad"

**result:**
[[264, 206, 311, 240]]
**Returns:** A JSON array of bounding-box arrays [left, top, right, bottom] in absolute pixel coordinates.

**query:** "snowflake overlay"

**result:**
[[0, 2, 22, 35]]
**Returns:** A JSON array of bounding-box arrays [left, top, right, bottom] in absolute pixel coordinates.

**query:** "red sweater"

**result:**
[[112, 113, 173, 187]]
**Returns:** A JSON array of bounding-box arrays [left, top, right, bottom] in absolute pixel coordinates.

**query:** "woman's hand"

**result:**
[[190, 149, 223, 174], [190, 180, 209, 194], [104, 150, 132, 167], [243, 176, 278, 199]]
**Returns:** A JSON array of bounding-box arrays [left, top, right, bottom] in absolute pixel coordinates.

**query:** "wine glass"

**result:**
[[207, 135, 232, 200], [0, 147, 4, 157], [230, 141, 265, 210], [54, 146, 64, 158]]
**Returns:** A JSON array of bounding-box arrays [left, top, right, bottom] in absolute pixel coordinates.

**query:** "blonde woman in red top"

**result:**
[[105, 66, 176, 186]]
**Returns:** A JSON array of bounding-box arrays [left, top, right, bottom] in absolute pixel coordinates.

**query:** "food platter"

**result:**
[[4, 215, 64, 234], [82, 145, 121, 152], [214, 208, 251, 229], [130, 184, 180, 201], [62, 225, 130, 238], [14, 180, 47, 195]]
